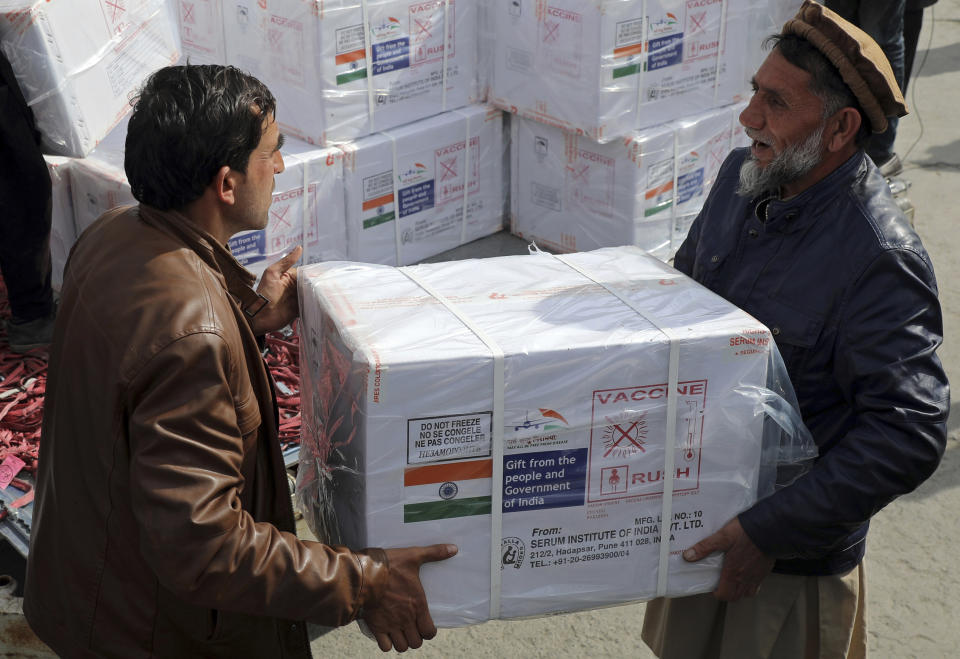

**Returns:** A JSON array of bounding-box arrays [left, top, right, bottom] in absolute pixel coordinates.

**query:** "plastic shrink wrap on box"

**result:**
[[510, 102, 748, 261], [68, 119, 136, 237], [43, 155, 76, 290], [485, 0, 798, 142], [183, 0, 482, 146], [66, 120, 346, 278], [296, 245, 815, 627], [0, 0, 179, 157], [342, 104, 505, 266]]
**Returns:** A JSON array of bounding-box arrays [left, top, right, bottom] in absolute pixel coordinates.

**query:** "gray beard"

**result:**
[[737, 123, 826, 199]]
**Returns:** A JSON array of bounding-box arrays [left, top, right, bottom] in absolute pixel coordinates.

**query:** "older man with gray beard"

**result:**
[[641, 2, 949, 658]]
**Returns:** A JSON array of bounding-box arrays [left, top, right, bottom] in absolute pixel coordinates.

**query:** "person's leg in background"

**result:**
[[825, 0, 906, 176], [903, 0, 937, 93], [0, 50, 55, 352]]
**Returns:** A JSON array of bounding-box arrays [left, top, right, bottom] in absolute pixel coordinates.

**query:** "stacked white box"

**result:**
[[68, 122, 347, 277], [342, 105, 504, 266], [297, 245, 777, 625], [510, 103, 748, 261], [213, 0, 481, 146], [0, 0, 179, 157], [44, 156, 76, 290], [486, 0, 785, 142], [228, 140, 348, 278]]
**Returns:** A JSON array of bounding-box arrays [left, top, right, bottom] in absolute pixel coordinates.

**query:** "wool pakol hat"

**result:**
[[781, 0, 907, 133]]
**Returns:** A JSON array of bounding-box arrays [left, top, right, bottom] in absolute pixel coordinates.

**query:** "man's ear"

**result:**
[[213, 165, 238, 205], [825, 107, 862, 153]]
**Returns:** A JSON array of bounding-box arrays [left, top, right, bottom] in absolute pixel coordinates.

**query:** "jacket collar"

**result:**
[[137, 205, 268, 318], [755, 150, 870, 234]]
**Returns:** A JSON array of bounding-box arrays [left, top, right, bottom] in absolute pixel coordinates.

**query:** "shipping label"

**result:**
[[538, 5, 583, 80], [587, 380, 707, 503], [335, 24, 368, 85], [179, 0, 219, 57], [644, 158, 675, 217], [409, 0, 455, 65], [267, 14, 305, 86], [502, 448, 587, 513], [503, 505, 708, 571], [407, 412, 493, 464], [267, 183, 318, 253], [434, 136, 480, 205], [684, 0, 722, 62], [565, 146, 615, 218], [361, 170, 396, 229], [676, 151, 704, 205], [228, 231, 265, 264]]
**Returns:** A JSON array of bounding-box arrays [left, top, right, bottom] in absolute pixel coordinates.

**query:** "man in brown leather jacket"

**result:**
[[23, 64, 456, 658]]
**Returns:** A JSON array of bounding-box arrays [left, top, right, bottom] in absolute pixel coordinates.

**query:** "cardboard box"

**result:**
[[486, 0, 787, 142], [0, 0, 179, 157], [44, 156, 76, 290], [68, 121, 347, 278], [510, 103, 748, 261], [297, 245, 774, 626], [206, 0, 481, 146], [342, 104, 504, 266]]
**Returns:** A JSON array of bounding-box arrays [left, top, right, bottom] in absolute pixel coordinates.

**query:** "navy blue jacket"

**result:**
[[674, 147, 949, 576]]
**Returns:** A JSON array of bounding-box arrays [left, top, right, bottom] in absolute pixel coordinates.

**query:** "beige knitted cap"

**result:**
[[781, 0, 907, 133]]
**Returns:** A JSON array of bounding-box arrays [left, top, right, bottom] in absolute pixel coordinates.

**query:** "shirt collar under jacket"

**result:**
[[754, 149, 870, 234]]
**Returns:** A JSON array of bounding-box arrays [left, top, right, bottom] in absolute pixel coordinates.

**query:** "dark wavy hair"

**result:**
[[765, 33, 872, 146], [125, 64, 276, 210]]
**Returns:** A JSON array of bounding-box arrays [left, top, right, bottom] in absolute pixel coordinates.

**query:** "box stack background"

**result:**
[[0, 0, 800, 287]]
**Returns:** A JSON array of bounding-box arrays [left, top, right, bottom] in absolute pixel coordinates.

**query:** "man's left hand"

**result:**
[[681, 517, 774, 602], [251, 246, 302, 335]]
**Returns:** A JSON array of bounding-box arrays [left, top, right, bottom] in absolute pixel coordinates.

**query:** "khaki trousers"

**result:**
[[641, 563, 867, 659]]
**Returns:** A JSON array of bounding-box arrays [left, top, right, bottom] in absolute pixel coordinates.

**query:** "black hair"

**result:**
[[765, 33, 872, 145], [124, 64, 276, 210]]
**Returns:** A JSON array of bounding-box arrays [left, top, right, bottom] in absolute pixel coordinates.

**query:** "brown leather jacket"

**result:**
[[24, 205, 388, 658]]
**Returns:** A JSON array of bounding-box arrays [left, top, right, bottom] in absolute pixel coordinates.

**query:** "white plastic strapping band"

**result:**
[[442, 0, 450, 111], [301, 155, 310, 259], [360, 0, 377, 131], [552, 252, 682, 598], [388, 132, 403, 265], [456, 109, 472, 245], [397, 266, 507, 620], [712, 0, 729, 104], [634, 0, 649, 120]]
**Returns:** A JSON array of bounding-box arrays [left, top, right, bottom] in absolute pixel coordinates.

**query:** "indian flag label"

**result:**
[[403, 458, 492, 523], [361, 170, 395, 229], [644, 158, 675, 217], [335, 24, 367, 85]]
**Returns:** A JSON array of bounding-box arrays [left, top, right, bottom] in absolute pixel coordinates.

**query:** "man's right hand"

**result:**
[[363, 544, 458, 652]]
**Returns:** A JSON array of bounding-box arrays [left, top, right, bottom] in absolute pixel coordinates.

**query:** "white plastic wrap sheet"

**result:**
[[64, 119, 346, 279], [44, 155, 76, 291], [341, 104, 506, 266], [197, 0, 482, 146], [68, 117, 135, 238], [510, 102, 749, 262], [296, 245, 815, 627], [0, 0, 180, 157], [485, 0, 800, 143]]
